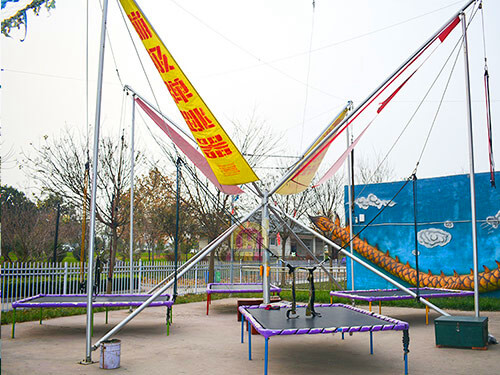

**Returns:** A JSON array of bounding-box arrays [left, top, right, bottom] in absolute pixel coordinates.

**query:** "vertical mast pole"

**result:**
[[84, 0, 109, 363], [461, 11, 480, 317], [261, 191, 270, 303], [130, 95, 136, 296], [174, 158, 181, 299], [346, 124, 355, 291], [230, 196, 235, 284]]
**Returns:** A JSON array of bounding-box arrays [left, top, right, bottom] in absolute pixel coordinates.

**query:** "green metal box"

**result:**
[[434, 316, 488, 349]]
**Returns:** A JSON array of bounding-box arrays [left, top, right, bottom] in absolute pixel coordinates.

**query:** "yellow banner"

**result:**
[[119, 0, 258, 185], [276, 108, 348, 195]]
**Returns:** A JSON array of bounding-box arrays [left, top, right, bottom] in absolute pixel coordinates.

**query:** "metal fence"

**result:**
[[1, 260, 346, 311]]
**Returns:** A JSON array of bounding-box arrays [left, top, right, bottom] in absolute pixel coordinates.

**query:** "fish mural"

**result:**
[[311, 215, 500, 292]]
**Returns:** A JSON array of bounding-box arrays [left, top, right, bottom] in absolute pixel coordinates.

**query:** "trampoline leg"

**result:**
[[40, 308, 43, 324], [369, 302, 372, 312], [206, 294, 210, 315], [12, 308, 16, 339], [379, 301, 382, 315], [241, 315, 245, 344], [426, 306, 429, 325], [248, 320, 252, 360], [105, 307, 108, 324], [264, 337, 269, 375], [370, 331, 373, 355], [342, 332, 344, 340], [403, 329, 410, 375]]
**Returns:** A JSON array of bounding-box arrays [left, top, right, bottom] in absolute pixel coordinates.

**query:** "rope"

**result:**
[[480, 1, 495, 187]]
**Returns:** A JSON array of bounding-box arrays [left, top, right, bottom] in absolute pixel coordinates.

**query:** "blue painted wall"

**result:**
[[345, 172, 500, 297]]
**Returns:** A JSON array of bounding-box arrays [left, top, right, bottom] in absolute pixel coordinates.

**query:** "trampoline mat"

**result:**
[[331, 288, 473, 300], [13, 294, 173, 308], [243, 304, 408, 334], [207, 283, 281, 293]]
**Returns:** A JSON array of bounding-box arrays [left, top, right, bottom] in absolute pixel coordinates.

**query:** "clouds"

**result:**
[[354, 193, 396, 210], [417, 228, 452, 248], [485, 210, 500, 230]]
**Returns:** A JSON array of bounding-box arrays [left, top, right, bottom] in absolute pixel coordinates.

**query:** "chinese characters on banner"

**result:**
[[119, 0, 258, 186]]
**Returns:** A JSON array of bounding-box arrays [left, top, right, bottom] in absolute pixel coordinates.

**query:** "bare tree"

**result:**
[[25, 129, 142, 293], [355, 152, 395, 184], [307, 172, 345, 263]]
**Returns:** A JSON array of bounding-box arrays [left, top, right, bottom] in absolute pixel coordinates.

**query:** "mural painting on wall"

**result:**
[[311, 215, 500, 293], [417, 228, 452, 248], [354, 193, 397, 210], [482, 209, 500, 234]]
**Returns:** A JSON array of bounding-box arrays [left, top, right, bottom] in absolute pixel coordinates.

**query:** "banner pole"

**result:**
[[83, 0, 109, 364]]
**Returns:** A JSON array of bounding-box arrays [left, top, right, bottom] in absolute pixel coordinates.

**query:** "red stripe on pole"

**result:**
[[438, 16, 460, 42], [377, 71, 416, 113]]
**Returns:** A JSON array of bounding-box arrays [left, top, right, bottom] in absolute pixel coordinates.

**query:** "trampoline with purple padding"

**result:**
[[330, 288, 474, 324], [11, 293, 174, 338], [239, 303, 410, 375], [206, 283, 281, 315]]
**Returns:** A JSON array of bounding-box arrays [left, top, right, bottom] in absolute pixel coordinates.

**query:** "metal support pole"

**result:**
[[261, 191, 270, 304], [174, 158, 181, 300], [12, 308, 16, 338], [52, 203, 61, 263], [461, 11, 480, 318], [412, 174, 420, 299], [264, 337, 269, 375], [130, 95, 135, 296], [230, 196, 235, 284], [241, 315, 245, 343], [370, 331, 373, 355], [248, 320, 252, 360], [275, 206, 451, 317], [346, 126, 355, 291], [92, 205, 263, 350], [84, 0, 109, 363]]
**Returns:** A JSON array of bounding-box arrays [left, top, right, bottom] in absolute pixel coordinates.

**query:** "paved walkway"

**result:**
[[2, 299, 499, 374]]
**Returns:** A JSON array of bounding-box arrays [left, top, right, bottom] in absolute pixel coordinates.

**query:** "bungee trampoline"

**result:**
[[206, 283, 281, 315], [330, 288, 474, 324], [11, 293, 174, 338], [239, 303, 410, 375]]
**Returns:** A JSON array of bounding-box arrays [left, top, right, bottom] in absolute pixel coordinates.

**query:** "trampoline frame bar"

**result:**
[[11, 294, 173, 339], [241, 304, 409, 375], [92, 204, 263, 350], [330, 287, 474, 302], [275, 206, 450, 318], [206, 283, 281, 315]]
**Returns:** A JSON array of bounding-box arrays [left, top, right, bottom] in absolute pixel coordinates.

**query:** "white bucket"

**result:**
[[99, 339, 121, 369]]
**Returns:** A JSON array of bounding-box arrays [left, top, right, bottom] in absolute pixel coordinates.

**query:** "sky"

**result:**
[[2, 0, 499, 194]]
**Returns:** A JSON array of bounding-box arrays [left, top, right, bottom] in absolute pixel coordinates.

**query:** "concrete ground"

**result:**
[[1, 298, 499, 375]]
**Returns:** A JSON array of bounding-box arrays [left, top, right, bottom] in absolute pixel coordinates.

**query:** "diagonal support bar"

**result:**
[[91, 204, 263, 350]]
